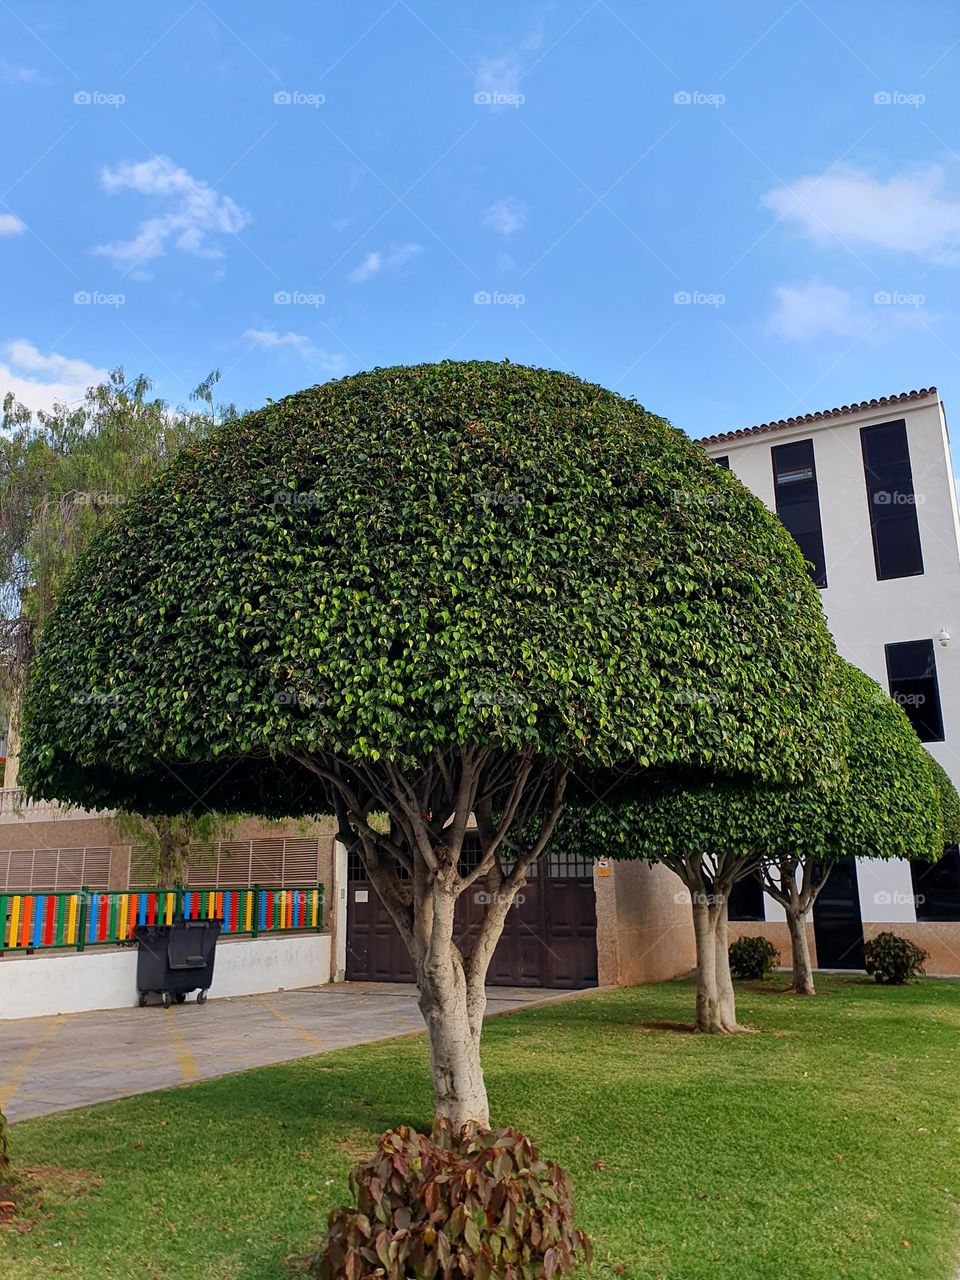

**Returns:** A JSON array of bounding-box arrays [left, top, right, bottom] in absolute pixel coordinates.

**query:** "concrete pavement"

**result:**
[[0, 982, 579, 1122]]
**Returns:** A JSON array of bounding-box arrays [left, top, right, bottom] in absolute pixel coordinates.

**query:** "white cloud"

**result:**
[[762, 165, 960, 262], [474, 31, 542, 98], [241, 329, 346, 375], [482, 197, 527, 236], [0, 61, 39, 85], [349, 242, 422, 284], [0, 214, 26, 236], [0, 339, 107, 412], [768, 282, 870, 341], [93, 156, 251, 270]]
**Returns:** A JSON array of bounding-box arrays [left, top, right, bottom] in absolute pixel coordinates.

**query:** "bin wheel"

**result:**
[[161, 992, 172, 1008], [175, 992, 187, 1004], [138, 992, 148, 1008], [197, 989, 208, 1005]]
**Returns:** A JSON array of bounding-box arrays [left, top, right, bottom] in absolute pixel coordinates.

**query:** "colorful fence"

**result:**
[[0, 884, 324, 953]]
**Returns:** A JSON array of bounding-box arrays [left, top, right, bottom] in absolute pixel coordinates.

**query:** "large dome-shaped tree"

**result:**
[[20, 361, 838, 1125]]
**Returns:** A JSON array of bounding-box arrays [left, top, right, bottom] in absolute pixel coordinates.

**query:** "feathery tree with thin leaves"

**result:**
[[20, 361, 840, 1126]]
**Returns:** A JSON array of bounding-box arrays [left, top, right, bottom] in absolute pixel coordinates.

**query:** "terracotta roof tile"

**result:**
[[697, 387, 938, 446]]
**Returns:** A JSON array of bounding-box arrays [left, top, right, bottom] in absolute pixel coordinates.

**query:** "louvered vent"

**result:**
[[0, 846, 112, 892]]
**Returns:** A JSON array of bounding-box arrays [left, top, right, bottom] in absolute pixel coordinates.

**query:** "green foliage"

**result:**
[[0, 1107, 9, 1178], [20, 361, 838, 816], [926, 755, 960, 845], [552, 660, 942, 872], [308, 1119, 589, 1280], [728, 935, 779, 980], [863, 932, 928, 985], [113, 810, 236, 884]]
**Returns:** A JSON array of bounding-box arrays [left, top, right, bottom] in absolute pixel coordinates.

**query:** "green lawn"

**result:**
[[2, 976, 959, 1280]]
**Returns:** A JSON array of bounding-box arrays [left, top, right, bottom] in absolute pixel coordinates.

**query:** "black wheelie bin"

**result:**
[[133, 919, 222, 1006]]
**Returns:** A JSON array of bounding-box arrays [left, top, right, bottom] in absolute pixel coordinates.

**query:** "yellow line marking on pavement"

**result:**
[[164, 1010, 199, 1082], [253, 996, 327, 1049], [0, 1014, 65, 1109]]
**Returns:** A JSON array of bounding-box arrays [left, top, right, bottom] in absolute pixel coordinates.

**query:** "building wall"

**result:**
[[595, 860, 696, 985], [703, 392, 960, 965]]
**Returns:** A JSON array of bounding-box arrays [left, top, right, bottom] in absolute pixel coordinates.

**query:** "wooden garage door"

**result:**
[[346, 843, 597, 989]]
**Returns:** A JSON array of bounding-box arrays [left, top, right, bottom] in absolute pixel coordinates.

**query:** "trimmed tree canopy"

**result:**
[[926, 755, 960, 845], [21, 361, 837, 815], [554, 661, 942, 868]]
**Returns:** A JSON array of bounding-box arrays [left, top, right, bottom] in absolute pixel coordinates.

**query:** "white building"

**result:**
[[699, 387, 960, 974]]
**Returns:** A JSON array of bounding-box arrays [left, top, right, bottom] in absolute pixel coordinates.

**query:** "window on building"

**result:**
[[911, 846, 960, 921], [714, 455, 730, 469], [860, 419, 924, 580], [771, 439, 827, 587], [727, 873, 765, 921], [885, 639, 945, 741]]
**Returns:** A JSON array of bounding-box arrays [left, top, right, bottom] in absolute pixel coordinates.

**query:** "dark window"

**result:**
[[885, 639, 944, 741], [727, 873, 765, 921], [715, 455, 730, 469], [860, 420, 924, 579], [911, 846, 960, 921], [771, 439, 827, 587]]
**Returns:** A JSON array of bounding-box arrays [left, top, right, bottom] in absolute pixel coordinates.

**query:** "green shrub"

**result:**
[[308, 1119, 590, 1280], [729, 935, 780, 980], [863, 931, 928, 984]]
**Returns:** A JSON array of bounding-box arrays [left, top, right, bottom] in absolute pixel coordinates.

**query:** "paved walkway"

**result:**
[[0, 983, 578, 1123]]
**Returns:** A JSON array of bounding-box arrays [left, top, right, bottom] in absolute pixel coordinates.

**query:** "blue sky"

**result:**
[[3, 1, 960, 445]]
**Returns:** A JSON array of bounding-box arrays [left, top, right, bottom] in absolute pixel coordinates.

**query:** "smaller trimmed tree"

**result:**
[[555, 662, 943, 1027], [759, 667, 946, 995]]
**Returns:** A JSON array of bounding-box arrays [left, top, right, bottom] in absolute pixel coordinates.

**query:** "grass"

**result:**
[[1, 975, 959, 1280]]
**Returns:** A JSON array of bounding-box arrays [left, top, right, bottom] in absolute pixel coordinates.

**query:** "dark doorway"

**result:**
[[812, 858, 865, 968], [346, 846, 598, 989]]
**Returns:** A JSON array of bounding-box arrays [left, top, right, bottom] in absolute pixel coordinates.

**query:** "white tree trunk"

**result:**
[[786, 906, 816, 995], [692, 898, 723, 1033], [417, 956, 489, 1129], [714, 901, 744, 1031]]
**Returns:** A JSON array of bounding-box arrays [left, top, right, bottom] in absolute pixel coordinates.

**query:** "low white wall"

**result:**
[[0, 933, 331, 1021]]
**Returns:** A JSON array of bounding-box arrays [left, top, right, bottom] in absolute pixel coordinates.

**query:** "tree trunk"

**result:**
[[0, 1107, 9, 1177], [786, 905, 816, 995], [417, 959, 489, 1129], [692, 898, 723, 1032], [714, 902, 744, 1031]]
